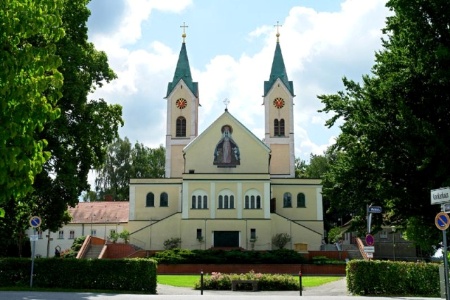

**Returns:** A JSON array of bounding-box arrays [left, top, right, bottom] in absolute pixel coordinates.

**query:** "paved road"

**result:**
[[0, 277, 442, 299]]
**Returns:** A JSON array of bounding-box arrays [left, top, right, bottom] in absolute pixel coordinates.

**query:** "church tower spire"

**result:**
[[165, 23, 199, 178], [263, 23, 295, 178]]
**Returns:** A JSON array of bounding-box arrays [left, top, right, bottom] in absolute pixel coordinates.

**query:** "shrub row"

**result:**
[[347, 260, 439, 297], [0, 257, 157, 293], [153, 248, 308, 264], [194, 270, 300, 291]]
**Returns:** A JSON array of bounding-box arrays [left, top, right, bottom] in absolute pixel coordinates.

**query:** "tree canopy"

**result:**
[[319, 0, 450, 253], [95, 138, 165, 201], [0, 0, 65, 206]]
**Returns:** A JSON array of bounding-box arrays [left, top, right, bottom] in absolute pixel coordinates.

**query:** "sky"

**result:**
[[86, 0, 391, 164]]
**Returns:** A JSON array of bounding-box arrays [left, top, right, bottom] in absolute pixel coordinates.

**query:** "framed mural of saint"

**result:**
[[213, 125, 240, 167]]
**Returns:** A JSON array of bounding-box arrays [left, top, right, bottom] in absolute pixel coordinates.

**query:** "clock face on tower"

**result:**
[[273, 97, 285, 109], [176, 98, 187, 109]]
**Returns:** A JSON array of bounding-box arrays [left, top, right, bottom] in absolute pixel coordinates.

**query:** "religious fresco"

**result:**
[[213, 125, 240, 167]]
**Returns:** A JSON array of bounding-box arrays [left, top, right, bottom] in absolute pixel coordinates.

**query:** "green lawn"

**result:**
[[157, 275, 343, 288]]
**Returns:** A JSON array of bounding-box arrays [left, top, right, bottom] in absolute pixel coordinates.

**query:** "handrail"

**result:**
[[76, 235, 92, 259], [273, 212, 323, 236], [355, 237, 369, 260], [130, 212, 180, 235]]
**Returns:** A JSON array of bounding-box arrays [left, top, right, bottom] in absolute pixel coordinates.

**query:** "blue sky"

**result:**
[[86, 0, 390, 165]]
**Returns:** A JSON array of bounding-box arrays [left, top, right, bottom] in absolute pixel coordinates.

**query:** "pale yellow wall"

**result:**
[[184, 113, 270, 174], [132, 180, 181, 220], [272, 183, 321, 220], [170, 144, 185, 178], [269, 144, 290, 175]]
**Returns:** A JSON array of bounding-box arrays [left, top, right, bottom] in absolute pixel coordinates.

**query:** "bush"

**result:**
[[194, 270, 299, 291], [152, 248, 307, 264], [163, 237, 181, 250], [347, 260, 439, 297], [271, 233, 291, 249], [0, 257, 157, 293]]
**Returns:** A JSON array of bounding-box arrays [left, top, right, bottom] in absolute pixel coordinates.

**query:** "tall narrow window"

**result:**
[[203, 196, 208, 209], [297, 193, 306, 207], [160, 192, 168, 207], [219, 195, 223, 209], [224, 195, 229, 208], [283, 192, 292, 207], [58, 230, 64, 239], [146, 192, 155, 207], [197, 196, 202, 209], [256, 196, 261, 209], [245, 196, 249, 209], [69, 230, 75, 239], [197, 228, 202, 239], [250, 228, 256, 240], [230, 195, 234, 209], [191, 195, 196, 209], [176, 117, 186, 137], [280, 119, 285, 136], [274, 119, 279, 136]]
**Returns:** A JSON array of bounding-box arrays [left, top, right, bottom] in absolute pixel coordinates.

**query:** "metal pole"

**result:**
[[30, 228, 36, 288], [299, 271, 302, 296], [443, 229, 450, 300], [200, 271, 204, 295]]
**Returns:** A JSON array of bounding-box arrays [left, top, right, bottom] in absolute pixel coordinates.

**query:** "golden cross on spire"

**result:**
[[180, 22, 188, 43], [274, 21, 282, 42]]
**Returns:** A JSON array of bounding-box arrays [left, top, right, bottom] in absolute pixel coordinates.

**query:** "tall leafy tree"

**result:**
[[7, 0, 123, 239], [319, 0, 450, 252], [95, 139, 165, 201], [0, 0, 65, 208]]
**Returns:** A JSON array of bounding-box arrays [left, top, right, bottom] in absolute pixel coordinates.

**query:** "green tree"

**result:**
[[319, 0, 450, 253], [95, 139, 165, 201], [0, 0, 65, 207], [28, 0, 123, 233]]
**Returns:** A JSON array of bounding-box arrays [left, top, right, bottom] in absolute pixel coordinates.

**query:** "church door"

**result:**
[[213, 231, 239, 247]]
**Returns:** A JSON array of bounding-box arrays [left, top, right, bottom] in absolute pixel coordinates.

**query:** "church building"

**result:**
[[128, 28, 324, 251]]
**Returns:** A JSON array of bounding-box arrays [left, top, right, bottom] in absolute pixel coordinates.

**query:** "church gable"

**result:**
[[184, 110, 270, 174]]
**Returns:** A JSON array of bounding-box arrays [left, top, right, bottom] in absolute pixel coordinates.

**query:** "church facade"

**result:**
[[128, 31, 324, 251]]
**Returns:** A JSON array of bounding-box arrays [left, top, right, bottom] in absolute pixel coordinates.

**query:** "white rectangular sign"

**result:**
[[366, 252, 373, 258], [364, 246, 375, 253], [29, 235, 38, 242], [431, 187, 450, 205]]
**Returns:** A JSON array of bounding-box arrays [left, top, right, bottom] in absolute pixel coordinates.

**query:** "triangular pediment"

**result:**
[[183, 110, 270, 174]]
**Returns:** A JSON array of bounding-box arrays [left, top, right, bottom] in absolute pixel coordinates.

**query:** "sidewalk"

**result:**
[[0, 278, 442, 300]]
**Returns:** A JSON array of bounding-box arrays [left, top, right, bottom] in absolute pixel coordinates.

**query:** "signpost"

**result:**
[[432, 189, 450, 300], [29, 216, 41, 288]]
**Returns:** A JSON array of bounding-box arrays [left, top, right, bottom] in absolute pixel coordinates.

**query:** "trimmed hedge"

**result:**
[[347, 260, 439, 297], [0, 257, 157, 293], [153, 248, 308, 264], [194, 270, 300, 291]]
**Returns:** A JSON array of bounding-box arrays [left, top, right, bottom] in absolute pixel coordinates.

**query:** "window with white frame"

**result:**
[[91, 229, 97, 236], [69, 230, 75, 239], [218, 190, 235, 209], [191, 190, 208, 209], [58, 230, 64, 239], [244, 190, 261, 209]]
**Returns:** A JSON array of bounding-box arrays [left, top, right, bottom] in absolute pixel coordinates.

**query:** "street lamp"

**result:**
[[391, 226, 396, 261]]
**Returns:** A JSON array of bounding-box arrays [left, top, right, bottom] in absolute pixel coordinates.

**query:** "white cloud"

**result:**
[[88, 0, 390, 165]]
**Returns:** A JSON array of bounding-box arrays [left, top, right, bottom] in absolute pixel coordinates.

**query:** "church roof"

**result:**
[[264, 41, 294, 97], [166, 42, 198, 98]]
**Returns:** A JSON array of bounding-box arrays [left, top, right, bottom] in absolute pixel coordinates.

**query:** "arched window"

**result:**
[[160, 192, 168, 207], [218, 190, 235, 209], [218, 195, 223, 209], [297, 193, 306, 207], [244, 190, 261, 209], [146, 192, 154, 207], [283, 192, 292, 208], [279, 119, 285, 136], [274, 119, 279, 136], [274, 119, 285, 136], [176, 117, 186, 137], [191, 195, 196, 209], [191, 190, 208, 209]]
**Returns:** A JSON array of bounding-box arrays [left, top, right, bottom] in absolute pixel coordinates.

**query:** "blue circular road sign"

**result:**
[[29, 216, 42, 228], [435, 212, 450, 230]]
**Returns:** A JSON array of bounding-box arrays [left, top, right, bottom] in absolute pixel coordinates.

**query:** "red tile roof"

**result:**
[[68, 202, 129, 224]]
